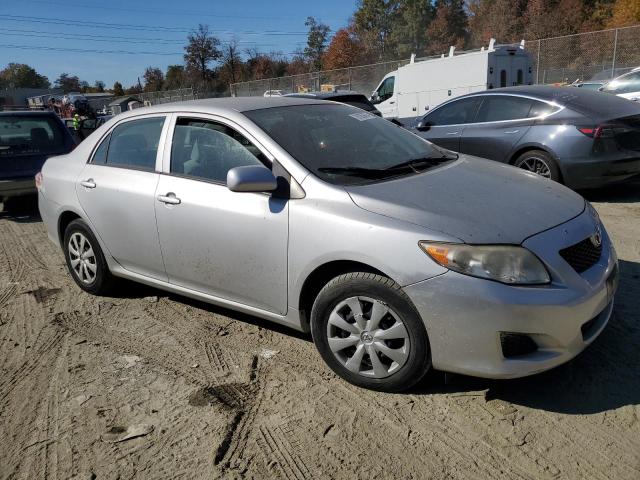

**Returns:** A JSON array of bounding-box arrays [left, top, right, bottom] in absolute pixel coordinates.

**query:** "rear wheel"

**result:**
[[311, 272, 430, 392], [514, 150, 561, 182], [63, 219, 115, 295]]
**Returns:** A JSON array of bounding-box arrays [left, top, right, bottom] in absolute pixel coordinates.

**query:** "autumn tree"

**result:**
[[353, 0, 398, 61], [94, 80, 105, 92], [304, 17, 331, 71], [0, 63, 50, 89], [164, 65, 185, 90], [143, 67, 164, 92], [389, 0, 436, 57], [112, 81, 124, 96], [608, 0, 640, 27], [184, 24, 221, 84], [55, 73, 82, 92], [323, 27, 361, 69], [468, 0, 527, 46], [425, 0, 468, 54], [221, 40, 243, 84]]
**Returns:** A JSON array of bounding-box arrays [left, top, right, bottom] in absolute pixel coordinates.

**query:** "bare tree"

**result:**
[[184, 24, 222, 84]]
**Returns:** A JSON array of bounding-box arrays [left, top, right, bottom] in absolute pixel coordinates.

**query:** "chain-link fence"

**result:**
[[230, 24, 640, 97]]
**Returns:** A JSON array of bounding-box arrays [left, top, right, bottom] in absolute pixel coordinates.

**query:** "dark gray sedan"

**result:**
[[409, 86, 640, 189]]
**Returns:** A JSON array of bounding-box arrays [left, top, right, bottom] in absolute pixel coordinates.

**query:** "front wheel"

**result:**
[[63, 219, 115, 295], [514, 150, 561, 182], [310, 272, 430, 392]]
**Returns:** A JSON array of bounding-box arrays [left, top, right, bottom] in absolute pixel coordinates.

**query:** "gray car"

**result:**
[[409, 86, 640, 189], [38, 98, 618, 392]]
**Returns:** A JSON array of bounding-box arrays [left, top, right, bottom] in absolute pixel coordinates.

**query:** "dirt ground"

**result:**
[[1, 182, 639, 480]]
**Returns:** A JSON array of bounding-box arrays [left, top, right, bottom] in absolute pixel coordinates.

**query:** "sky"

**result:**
[[0, 0, 356, 88]]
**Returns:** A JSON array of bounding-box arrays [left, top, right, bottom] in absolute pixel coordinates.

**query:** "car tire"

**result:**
[[310, 272, 431, 392], [514, 150, 561, 182], [63, 219, 115, 295]]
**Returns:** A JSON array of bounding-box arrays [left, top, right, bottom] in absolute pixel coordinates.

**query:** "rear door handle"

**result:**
[[157, 193, 181, 205], [504, 130, 520, 134], [446, 132, 460, 135], [80, 178, 96, 189]]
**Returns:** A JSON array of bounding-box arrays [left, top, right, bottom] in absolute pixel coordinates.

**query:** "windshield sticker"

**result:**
[[349, 111, 376, 121]]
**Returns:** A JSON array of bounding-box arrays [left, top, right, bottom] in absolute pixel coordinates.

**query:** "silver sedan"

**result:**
[[37, 97, 618, 392]]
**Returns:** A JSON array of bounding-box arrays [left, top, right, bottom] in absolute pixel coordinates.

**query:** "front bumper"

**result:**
[[0, 178, 36, 199], [404, 209, 618, 379]]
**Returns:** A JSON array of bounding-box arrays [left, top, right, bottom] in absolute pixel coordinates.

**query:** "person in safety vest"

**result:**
[[73, 113, 80, 131]]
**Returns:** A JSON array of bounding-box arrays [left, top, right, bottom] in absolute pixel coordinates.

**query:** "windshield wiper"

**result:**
[[317, 166, 396, 179], [385, 154, 458, 172]]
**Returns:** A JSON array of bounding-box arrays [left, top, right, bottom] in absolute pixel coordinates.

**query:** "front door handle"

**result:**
[[80, 178, 96, 189], [157, 193, 181, 205], [446, 131, 460, 135], [504, 130, 520, 134]]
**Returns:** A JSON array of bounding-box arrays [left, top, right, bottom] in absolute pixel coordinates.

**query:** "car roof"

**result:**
[[286, 91, 366, 99], [0, 110, 59, 117], [112, 96, 329, 122], [451, 85, 640, 119]]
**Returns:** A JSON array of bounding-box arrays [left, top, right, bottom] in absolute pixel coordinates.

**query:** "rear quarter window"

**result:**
[[0, 115, 67, 157]]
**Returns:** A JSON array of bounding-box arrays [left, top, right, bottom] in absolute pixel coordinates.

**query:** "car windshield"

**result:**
[[0, 115, 66, 157], [245, 104, 451, 185]]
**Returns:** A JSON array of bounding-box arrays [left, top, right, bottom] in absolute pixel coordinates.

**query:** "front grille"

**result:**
[[559, 237, 602, 273], [500, 333, 538, 358]]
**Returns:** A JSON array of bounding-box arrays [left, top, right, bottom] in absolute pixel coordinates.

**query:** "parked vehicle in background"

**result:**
[[38, 97, 617, 392], [0, 111, 75, 203], [370, 39, 533, 120], [285, 91, 381, 116], [408, 85, 640, 189], [263, 90, 284, 97], [571, 81, 604, 90], [600, 68, 640, 101]]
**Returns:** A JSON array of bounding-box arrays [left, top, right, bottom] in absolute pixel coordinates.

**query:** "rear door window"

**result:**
[[425, 98, 481, 126], [0, 115, 66, 157], [475, 96, 534, 122], [104, 117, 165, 171]]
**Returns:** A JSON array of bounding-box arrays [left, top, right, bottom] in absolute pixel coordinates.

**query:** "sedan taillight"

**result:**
[[577, 124, 630, 138]]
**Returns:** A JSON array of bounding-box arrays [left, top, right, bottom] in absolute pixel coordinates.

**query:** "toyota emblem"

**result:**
[[591, 226, 602, 248]]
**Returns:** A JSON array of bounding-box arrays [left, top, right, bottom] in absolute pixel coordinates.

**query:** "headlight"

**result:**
[[419, 242, 550, 285]]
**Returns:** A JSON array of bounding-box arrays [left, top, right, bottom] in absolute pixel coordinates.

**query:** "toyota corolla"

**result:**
[[37, 98, 618, 392]]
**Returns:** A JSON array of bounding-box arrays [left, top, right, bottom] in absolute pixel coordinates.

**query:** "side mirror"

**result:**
[[370, 92, 380, 104], [227, 165, 277, 193], [415, 120, 432, 132]]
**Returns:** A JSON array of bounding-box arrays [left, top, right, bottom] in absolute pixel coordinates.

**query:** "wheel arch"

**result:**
[[508, 145, 564, 182], [57, 210, 82, 245], [297, 260, 389, 332]]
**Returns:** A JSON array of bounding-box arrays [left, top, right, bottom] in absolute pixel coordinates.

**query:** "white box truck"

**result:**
[[370, 39, 533, 120]]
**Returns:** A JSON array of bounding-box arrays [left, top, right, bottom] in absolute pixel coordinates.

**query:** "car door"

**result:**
[[459, 95, 536, 163], [154, 115, 288, 315], [413, 97, 482, 151], [76, 115, 169, 280]]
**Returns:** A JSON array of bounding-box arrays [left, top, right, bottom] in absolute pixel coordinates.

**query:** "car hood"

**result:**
[[346, 156, 585, 244]]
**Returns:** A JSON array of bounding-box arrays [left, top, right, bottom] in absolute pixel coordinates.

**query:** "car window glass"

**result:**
[[91, 133, 111, 164], [105, 117, 165, 171], [528, 100, 558, 118], [376, 77, 395, 101], [170, 118, 267, 184], [0, 115, 66, 157], [476, 96, 533, 122], [425, 98, 480, 126], [602, 72, 640, 94]]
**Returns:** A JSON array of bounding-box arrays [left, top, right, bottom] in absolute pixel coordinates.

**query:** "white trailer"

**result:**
[[371, 39, 533, 119]]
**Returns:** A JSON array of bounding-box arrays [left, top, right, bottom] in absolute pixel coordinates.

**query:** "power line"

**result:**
[[21, 0, 303, 21], [0, 14, 325, 36], [0, 28, 280, 47], [1, 43, 303, 57]]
